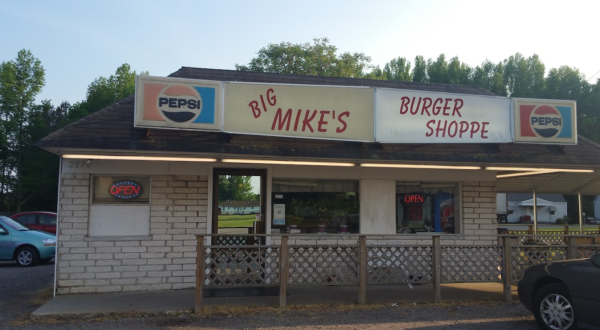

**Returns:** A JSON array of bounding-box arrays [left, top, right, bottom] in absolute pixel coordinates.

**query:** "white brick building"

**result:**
[[37, 68, 600, 295]]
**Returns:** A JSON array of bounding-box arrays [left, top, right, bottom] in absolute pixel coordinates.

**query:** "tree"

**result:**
[[383, 57, 412, 82], [236, 38, 374, 78], [218, 175, 257, 203], [412, 55, 428, 83], [73, 63, 148, 120], [472, 60, 507, 96], [0, 50, 45, 212], [427, 54, 449, 84], [503, 53, 545, 97]]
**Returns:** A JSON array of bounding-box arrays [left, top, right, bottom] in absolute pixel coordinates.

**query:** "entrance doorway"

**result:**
[[212, 168, 266, 245]]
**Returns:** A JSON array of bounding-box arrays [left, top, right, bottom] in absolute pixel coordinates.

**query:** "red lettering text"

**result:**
[[399, 96, 410, 114], [248, 100, 261, 118], [481, 122, 489, 139], [318, 110, 330, 133], [453, 99, 463, 117], [271, 108, 293, 131], [336, 111, 349, 133], [470, 121, 481, 138], [266, 88, 276, 106], [302, 110, 318, 132]]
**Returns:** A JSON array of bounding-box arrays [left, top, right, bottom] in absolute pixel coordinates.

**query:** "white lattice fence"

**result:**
[[442, 246, 503, 282], [203, 246, 280, 287], [367, 246, 432, 284], [288, 246, 359, 285], [509, 245, 568, 281], [577, 245, 600, 258]]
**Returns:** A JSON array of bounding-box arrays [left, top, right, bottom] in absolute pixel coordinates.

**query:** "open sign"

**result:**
[[109, 181, 143, 200]]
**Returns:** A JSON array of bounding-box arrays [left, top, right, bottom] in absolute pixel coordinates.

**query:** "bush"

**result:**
[[555, 218, 566, 225]]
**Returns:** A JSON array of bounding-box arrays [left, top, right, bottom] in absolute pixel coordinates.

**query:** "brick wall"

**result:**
[[56, 174, 208, 294]]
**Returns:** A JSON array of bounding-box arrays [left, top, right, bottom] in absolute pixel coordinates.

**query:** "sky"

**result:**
[[1, 0, 599, 106]]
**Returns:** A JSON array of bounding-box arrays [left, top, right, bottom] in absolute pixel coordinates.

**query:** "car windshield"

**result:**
[[0, 216, 30, 231]]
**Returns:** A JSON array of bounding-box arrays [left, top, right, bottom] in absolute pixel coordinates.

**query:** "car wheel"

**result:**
[[16, 246, 39, 267], [533, 283, 577, 330]]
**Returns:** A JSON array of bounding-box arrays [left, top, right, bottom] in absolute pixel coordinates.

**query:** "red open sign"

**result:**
[[109, 181, 143, 200], [404, 194, 425, 204]]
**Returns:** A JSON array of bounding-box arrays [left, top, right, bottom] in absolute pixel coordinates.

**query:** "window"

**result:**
[[40, 214, 56, 225], [15, 214, 36, 225], [272, 179, 359, 233], [396, 183, 458, 234], [93, 176, 150, 204], [89, 176, 151, 237]]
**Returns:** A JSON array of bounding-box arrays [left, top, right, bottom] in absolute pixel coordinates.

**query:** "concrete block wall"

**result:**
[[56, 174, 208, 294]]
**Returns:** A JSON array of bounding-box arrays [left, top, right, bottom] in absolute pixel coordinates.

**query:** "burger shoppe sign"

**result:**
[[375, 89, 512, 143]]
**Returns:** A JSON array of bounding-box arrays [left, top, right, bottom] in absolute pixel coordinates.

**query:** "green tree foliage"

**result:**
[[236, 38, 374, 78], [0, 50, 45, 212], [218, 175, 258, 203], [412, 55, 428, 83], [73, 63, 148, 120], [383, 57, 412, 81]]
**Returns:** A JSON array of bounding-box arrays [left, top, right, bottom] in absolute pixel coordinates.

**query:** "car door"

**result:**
[[575, 258, 600, 326], [0, 224, 12, 260], [39, 214, 56, 234], [14, 214, 40, 231]]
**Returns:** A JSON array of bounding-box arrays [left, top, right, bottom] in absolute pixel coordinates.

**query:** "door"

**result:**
[[212, 168, 266, 245], [576, 260, 600, 325], [39, 214, 57, 234], [0, 225, 11, 259]]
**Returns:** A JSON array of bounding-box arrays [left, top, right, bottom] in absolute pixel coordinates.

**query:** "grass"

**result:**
[[217, 214, 256, 228]]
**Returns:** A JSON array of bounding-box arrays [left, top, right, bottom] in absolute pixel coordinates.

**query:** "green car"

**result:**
[[0, 216, 56, 267]]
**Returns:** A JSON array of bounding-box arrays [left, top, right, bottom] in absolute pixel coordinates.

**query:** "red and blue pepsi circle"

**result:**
[[529, 105, 563, 138], [157, 85, 203, 123]]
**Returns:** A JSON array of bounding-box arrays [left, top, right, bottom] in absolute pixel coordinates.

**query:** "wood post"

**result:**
[[279, 235, 290, 308], [432, 236, 441, 303], [358, 235, 367, 305], [195, 236, 206, 314], [503, 236, 513, 302], [567, 236, 577, 259], [564, 225, 569, 235], [527, 225, 533, 235]]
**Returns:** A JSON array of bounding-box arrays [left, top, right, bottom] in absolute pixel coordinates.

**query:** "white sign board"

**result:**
[[273, 204, 285, 225], [375, 89, 512, 143]]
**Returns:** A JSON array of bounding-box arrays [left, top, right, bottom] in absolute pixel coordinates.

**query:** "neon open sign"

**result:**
[[404, 194, 425, 204], [109, 181, 143, 200]]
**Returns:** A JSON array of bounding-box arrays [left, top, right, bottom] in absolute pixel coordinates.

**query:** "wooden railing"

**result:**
[[193, 234, 600, 313]]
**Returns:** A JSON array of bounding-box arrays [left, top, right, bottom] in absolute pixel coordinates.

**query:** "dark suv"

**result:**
[[518, 253, 600, 330], [10, 212, 57, 234]]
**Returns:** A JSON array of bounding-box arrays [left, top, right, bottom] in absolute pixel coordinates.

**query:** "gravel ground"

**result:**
[[0, 260, 55, 326], [1, 261, 540, 329]]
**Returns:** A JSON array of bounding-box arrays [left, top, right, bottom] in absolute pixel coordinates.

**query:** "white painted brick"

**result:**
[[139, 265, 164, 271], [115, 253, 139, 259], [115, 241, 140, 247], [122, 247, 147, 253], [138, 278, 162, 284], [70, 273, 96, 279], [113, 266, 139, 272], [167, 265, 183, 271], [123, 272, 147, 278], [70, 260, 96, 267], [173, 283, 194, 290], [96, 286, 122, 293], [147, 247, 172, 253], [148, 259, 172, 265], [123, 285, 148, 291], [85, 279, 110, 286], [96, 272, 122, 279], [96, 260, 121, 266], [148, 284, 172, 290], [168, 277, 183, 283], [96, 247, 122, 253], [88, 254, 114, 260], [111, 278, 136, 285]]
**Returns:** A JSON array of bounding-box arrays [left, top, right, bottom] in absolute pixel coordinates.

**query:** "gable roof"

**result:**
[[508, 193, 567, 203], [36, 67, 600, 194], [219, 200, 260, 208]]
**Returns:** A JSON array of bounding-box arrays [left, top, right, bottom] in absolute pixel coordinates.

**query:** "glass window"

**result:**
[[396, 183, 458, 234], [272, 179, 359, 234], [40, 214, 56, 225], [16, 214, 36, 225], [93, 176, 150, 204]]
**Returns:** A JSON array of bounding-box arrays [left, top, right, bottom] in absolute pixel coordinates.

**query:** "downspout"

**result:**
[[578, 191, 583, 234], [533, 190, 537, 235], [53, 157, 63, 297]]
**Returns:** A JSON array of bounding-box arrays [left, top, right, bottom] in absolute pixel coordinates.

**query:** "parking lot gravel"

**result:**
[[1, 261, 540, 330]]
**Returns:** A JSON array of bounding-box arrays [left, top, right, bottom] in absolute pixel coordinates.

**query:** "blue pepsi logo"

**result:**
[[530, 105, 563, 138]]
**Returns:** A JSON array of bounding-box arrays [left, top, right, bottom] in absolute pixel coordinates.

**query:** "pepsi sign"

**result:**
[[514, 99, 577, 144], [109, 181, 143, 200], [135, 76, 221, 131]]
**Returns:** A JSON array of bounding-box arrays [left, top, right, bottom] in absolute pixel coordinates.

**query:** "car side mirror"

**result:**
[[592, 254, 600, 267]]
